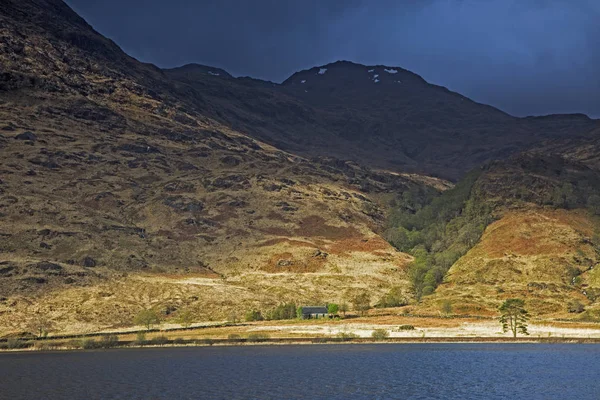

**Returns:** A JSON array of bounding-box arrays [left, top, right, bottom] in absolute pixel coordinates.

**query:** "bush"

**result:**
[[371, 329, 390, 340], [149, 335, 169, 346], [440, 300, 453, 315], [173, 337, 185, 345], [228, 334, 241, 341], [337, 332, 359, 341], [351, 292, 371, 316], [134, 332, 147, 346], [34, 341, 52, 351], [245, 310, 264, 322], [81, 338, 98, 349], [99, 334, 119, 349], [200, 338, 214, 346], [134, 309, 161, 330], [398, 325, 415, 330], [568, 300, 585, 314], [7, 338, 26, 349], [247, 333, 270, 342], [376, 287, 408, 308], [327, 304, 339, 315], [178, 310, 194, 328], [66, 339, 82, 349], [265, 303, 297, 321]]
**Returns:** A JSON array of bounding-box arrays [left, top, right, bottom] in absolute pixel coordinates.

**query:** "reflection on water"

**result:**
[[1, 344, 599, 400]]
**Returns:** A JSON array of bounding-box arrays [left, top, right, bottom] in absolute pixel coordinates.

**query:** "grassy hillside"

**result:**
[[386, 151, 600, 318], [426, 208, 600, 318]]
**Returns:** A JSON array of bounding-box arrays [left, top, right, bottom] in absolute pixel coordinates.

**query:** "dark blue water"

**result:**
[[0, 344, 598, 399]]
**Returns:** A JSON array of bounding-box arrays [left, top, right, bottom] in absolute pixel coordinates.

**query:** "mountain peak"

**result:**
[[282, 60, 426, 87], [165, 63, 233, 79]]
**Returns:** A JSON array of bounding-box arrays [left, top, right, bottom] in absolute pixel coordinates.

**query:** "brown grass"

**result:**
[[328, 236, 391, 256], [294, 216, 360, 240], [261, 252, 326, 273]]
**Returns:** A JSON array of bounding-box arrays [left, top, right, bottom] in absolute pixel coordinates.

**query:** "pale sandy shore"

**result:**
[[249, 321, 600, 339]]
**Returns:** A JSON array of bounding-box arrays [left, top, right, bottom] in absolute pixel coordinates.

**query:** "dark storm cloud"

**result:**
[[65, 0, 600, 117]]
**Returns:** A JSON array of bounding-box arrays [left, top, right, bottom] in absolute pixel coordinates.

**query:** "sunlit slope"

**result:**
[[426, 208, 599, 317]]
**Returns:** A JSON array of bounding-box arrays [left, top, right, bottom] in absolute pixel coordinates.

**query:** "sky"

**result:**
[[65, 0, 600, 118]]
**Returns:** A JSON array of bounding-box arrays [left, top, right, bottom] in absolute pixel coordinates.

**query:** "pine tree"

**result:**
[[499, 299, 529, 338]]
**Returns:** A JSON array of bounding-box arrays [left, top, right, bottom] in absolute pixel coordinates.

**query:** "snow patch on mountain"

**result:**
[[318, 68, 327, 75], [384, 69, 398, 74]]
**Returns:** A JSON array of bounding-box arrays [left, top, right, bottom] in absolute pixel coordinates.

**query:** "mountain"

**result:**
[[1, 0, 599, 335], [0, 0, 443, 334], [167, 60, 598, 180], [385, 145, 600, 318]]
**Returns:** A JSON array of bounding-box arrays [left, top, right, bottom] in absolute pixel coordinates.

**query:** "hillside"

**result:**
[[0, 0, 440, 335], [386, 148, 600, 319], [1, 0, 599, 336]]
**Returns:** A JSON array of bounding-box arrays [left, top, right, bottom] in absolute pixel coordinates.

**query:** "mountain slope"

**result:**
[[167, 60, 598, 180], [1, 0, 599, 336], [399, 149, 600, 318], [0, 0, 435, 335]]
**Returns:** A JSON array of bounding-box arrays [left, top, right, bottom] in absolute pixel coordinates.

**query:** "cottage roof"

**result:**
[[302, 306, 328, 314]]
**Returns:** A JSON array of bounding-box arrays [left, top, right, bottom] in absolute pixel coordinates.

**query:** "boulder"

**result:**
[[20, 277, 47, 284], [15, 131, 37, 141], [220, 155, 241, 167], [30, 261, 62, 271], [0, 264, 16, 276], [82, 257, 97, 268]]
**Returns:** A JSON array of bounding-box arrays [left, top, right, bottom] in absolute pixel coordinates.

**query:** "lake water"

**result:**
[[1, 344, 599, 399]]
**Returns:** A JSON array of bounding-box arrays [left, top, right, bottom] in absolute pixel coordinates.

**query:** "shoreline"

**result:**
[[3, 336, 600, 354]]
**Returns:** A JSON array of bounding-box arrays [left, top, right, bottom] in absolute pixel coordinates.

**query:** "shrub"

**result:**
[[99, 334, 119, 349], [228, 334, 241, 341], [7, 338, 25, 349], [134, 332, 147, 346], [568, 300, 585, 314], [440, 300, 453, 315], [149, 335, 169, 346], [178, 310, 194, 328], [245, 310, 264, 322], [33, 341, 51, 351], [265, 303, 297, 320], [173, 337, 185, 345], [81, 338, 98, 349], [327, 303, 339, 315], [227, 312, 240, 324], [337, 332, 359, 341], [339, 302, 349, 317], [134, 309, 161, 331], [376, 287, 408, 308], [200, 338, 214, 346], [351, 292, 371, 316], [398, 325, 415, 330], [371, 329, 390, 340], [247, 333, 270, 342], [66, 339, 82, 349]]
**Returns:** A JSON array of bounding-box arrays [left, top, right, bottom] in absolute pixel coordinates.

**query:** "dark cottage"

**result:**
[[300, 306, 328, 319]]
